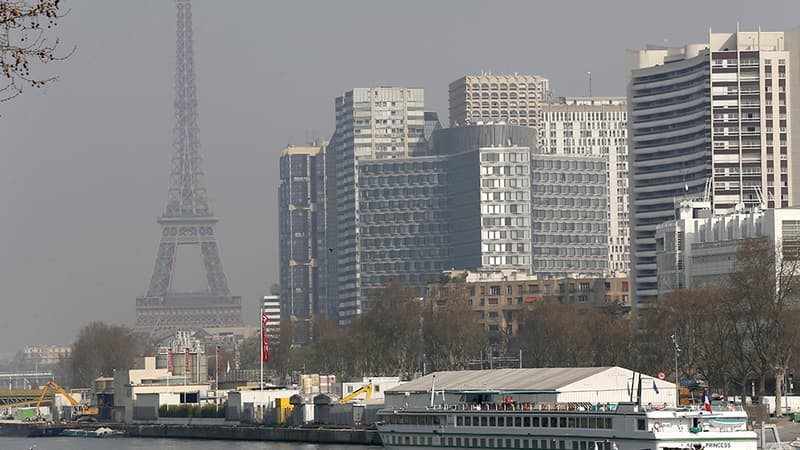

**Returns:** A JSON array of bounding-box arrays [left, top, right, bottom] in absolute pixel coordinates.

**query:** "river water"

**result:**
[[0, 437, 384, 449]]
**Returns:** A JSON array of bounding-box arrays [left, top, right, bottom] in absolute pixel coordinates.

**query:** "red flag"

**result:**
[[216, 345, 221, 372], [261, 311, 270, 363], [167, 348, 174, 372], [185, 347, 191, 373]]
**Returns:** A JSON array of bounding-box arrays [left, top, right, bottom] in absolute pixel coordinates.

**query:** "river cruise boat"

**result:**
[[377, 401, 756, 450]]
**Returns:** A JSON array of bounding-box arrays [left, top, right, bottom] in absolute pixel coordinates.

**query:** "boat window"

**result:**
[[580, 441, 588, 450], [515, 417, 523, 427], [605, 418, 613, 429], [560, 439, 567, 449], [456, 437, 462, 446], [481, 416, 488, 427], [637, 419, 646, 430], [588, 417, 597, 428], [541, 417, 548, 427], [568, 417, 576, 428], [550, 417, 558, 427], [560, 417, 567, 428], [497, 416, 504, 427], [507, 438, 513, 447], [457, 416, 463, 426], [580, 417, 588, 428], [489, 416, 496, 426], [541, 439, 548, 449], [573, 442, 580, 450], [531, 417, 539, 427], [524, 417, 531, 427]]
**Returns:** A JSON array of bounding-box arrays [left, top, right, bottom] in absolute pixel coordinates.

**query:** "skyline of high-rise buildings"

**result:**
[[276, 25, 800, 345], [278, 82, 632, 337]]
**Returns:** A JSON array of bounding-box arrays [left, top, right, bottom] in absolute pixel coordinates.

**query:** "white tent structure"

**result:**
[[384, 367, 675, 410]]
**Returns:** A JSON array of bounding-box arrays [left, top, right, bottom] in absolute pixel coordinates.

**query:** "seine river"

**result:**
[[0, 437, 384, 449]]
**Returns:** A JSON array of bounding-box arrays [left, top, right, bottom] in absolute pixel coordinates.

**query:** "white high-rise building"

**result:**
[[329, 87, 427, 325], [627, 26, 796, 309], [449, 74, 550, 147], [541, 97, 630, 274]]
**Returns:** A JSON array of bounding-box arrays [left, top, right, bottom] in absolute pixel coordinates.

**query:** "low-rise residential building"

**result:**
[[425, 269, 631, 338]]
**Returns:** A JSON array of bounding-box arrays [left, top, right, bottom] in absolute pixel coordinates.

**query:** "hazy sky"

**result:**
[[0, 0, 798, 356]]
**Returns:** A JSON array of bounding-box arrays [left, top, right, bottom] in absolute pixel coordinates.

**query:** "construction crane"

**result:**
[[340, 382, 373, 404], [36, 381, 98, 418]]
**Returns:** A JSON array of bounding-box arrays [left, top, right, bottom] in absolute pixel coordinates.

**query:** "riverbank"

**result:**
[[123, 423, 382, 445], [0, 420, 382, 445]]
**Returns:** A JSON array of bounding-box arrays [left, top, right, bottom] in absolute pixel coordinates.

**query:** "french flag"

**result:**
[[702, 390, 712, 412]]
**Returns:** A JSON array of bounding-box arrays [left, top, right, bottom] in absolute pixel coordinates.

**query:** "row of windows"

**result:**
[[360, 186, 447, 198], [467, 82, 542, 90], [532, 172, 603, 183], [360, 161, 446, 173], [466, 91, 537, 100], [360, 199, 445, 210], [385, 433, 615, 449], [532, 197, 605, 208], [532, 246, 607, 258], [532, 185, 605, 196], [542, 111, 626, 121], [482, 178, 530, 188], [481, 152, 530, 162], [483, 255, 531, 266], [455, 414, 614, 429], [532, 160, 605, 171], [532, 210, 606, 220], [360, 174, 444, 186]]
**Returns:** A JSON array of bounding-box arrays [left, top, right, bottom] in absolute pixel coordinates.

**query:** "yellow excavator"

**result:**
[[339, 382, 373, 404], [36, 381, 99, 419]]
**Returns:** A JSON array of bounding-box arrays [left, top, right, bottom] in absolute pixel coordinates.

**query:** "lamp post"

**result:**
[[671, 334, 680, 407]]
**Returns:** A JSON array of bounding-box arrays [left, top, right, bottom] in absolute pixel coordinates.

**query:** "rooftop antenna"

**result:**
[[587, 71, 592, 97]]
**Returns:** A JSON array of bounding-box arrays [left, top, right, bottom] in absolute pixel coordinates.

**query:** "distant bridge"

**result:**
[[0, 371, 53, 390], [0, 389, 51, 408]]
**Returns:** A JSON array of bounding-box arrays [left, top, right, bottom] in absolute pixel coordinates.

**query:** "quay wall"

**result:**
[[124, 423, 382, 445]]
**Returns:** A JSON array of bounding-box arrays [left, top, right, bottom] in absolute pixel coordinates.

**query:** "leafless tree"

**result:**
[[728, 237, 800, 415], [1, 0, 71, 101], [422, 286, 487, 372], [69, 322, 139, 388]]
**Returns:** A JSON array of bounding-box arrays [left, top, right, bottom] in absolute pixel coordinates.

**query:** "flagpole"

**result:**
[[260, 305, 264, 393]]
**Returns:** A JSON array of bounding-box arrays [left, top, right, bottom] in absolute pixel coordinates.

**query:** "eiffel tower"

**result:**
[[136, 0, 242, 339]]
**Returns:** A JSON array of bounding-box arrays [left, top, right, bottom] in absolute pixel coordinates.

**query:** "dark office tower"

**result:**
[[279, 142, 326, 346], [357, 155, 450, 311], [136, 0, 242, 339], [627, 27, 796, 310]]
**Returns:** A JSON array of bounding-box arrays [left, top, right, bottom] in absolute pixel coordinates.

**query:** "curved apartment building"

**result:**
[[628, 45, 712, 305], [628, 28, 794, 309]]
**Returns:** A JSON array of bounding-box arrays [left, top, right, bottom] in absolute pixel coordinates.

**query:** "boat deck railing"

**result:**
[[422, 402, 745, 413], [426, 402, 612, 412]]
